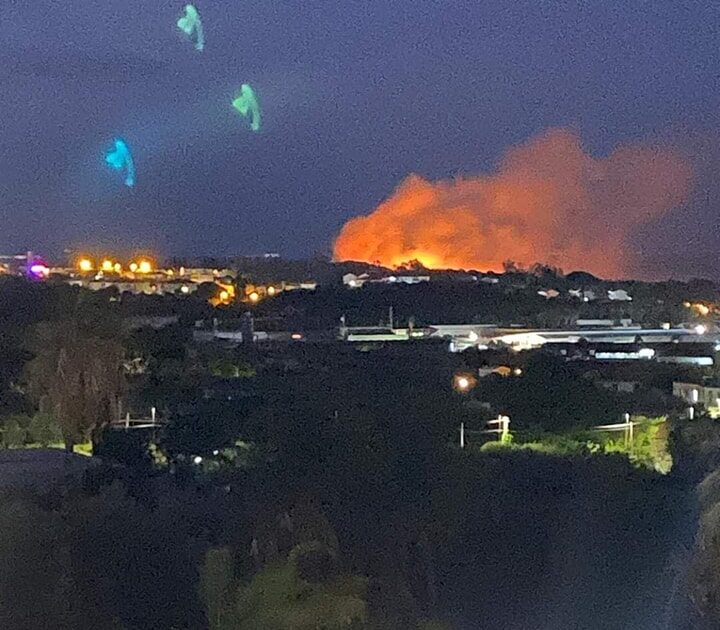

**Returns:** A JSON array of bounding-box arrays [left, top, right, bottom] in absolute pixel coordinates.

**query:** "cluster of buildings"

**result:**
[[190, 310, 720, 421], [343, 271, 431, 288], [0, 252, 317, 305], [193, 312, 717, 362], [6, 249, 720, 419], [538, 288, 632, 302]]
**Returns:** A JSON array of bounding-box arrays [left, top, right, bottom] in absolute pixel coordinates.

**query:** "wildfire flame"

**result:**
[[333, 128, 692, 278]]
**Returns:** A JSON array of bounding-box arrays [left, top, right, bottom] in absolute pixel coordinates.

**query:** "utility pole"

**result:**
[[339, 314, 347, 340], [500, 415, 510, 442], [460, 422, 465, 449], [388, 306, 394, 330]]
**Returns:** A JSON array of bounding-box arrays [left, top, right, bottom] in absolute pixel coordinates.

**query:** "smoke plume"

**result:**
[[333, 128, 692, 278]]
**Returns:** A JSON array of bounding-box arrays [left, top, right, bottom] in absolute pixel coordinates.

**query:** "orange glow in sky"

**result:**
[[333, 128, 692, 277]]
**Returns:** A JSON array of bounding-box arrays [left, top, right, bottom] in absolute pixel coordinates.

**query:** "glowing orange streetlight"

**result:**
[[453, 373, 477, 393], [77, 258, 93, 272]]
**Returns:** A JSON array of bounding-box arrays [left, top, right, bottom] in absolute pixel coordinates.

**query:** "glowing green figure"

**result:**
[[105, 139, 135, 187], [177, 5, 204, 52], [232, 84, 261, 132]]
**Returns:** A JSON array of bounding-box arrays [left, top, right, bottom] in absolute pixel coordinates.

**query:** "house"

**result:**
[[343, 273, 369, 288], [673, 382, 720, 416], [342, 272, 429, 288], [608, 289, 632, 301], [378, 275, 430, 285], [569, 289, 597, 302], [537, 289, 560, 299]]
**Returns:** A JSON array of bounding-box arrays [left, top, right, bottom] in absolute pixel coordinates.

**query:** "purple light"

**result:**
[[29, 263, 49, 279]]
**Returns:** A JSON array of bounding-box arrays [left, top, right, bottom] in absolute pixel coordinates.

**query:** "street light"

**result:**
[[453, 373, 476, 393]]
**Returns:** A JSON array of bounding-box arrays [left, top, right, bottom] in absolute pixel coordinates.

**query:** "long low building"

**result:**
[[420, 324, 712, 352], [341, 323, 714, 352], [489, 327, 707, 350]]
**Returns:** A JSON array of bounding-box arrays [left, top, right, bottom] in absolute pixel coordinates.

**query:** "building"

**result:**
[[492, 326, 707, 350], [342, 272, 430, 288], [607, 289, 632, 301], [67, 278, 198, 296], [576, 319, 634, 328], [0, 252, 34, 275], [673, 382, 720, 416]]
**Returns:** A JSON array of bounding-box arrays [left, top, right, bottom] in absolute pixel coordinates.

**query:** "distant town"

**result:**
[[3, 247, 719, 425], [2, 248, 719, 627]]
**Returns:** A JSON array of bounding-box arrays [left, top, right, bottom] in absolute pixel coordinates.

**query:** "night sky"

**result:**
[[1, 1, 719, 277]]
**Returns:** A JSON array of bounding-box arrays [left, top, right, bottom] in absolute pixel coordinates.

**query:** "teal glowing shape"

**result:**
[[105, 139, 135, 188], [177, 4, 204, 52], [232, 84, 261, 132]]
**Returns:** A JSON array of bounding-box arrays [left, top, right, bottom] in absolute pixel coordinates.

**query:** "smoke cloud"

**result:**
[[333, 128, 692, 278]]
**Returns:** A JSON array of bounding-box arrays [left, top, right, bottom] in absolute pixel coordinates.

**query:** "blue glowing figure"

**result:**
[[105, 139, 136, 188], [232, 84, 261, 132], [177, 5, 204, 52]]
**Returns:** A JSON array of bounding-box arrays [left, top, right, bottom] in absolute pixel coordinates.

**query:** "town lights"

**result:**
[[129, 259, 153, 274], [101, 259, 114, 272], [248, 291, 260, 303], [78, 258, 93, 272]]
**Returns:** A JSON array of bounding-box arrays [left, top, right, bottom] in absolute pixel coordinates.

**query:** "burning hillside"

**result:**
[[333, 129, 692, 277]]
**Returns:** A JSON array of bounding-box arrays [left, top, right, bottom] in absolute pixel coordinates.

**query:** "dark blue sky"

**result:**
[[1, 1, 719, 276]]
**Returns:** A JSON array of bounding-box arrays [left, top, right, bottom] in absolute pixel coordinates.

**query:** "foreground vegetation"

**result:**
[[1, 276, 720, 628]]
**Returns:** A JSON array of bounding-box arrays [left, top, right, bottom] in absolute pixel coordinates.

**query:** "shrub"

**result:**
[[2, 418, 27, 448], [28, 413, 63, 447], [292, 542, 339, 584]]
